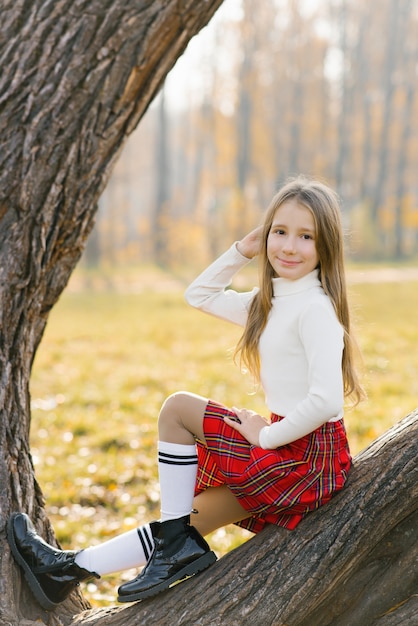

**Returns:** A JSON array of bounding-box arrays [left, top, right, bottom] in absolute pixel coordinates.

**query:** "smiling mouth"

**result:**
[[279, 258, 300, 266]]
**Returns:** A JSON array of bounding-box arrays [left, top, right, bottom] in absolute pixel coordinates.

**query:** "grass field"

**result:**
[[29, 266, 418, 606]]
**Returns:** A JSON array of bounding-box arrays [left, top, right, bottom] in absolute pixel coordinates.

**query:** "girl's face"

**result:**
[[267, 198, 319, 280]]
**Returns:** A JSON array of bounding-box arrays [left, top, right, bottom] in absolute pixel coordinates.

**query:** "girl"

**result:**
[[8, 177, 364, 610]]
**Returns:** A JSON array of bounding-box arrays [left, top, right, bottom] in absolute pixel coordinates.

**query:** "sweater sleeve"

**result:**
[[259, 300, 344, 449], [185, 243, 258, 326]]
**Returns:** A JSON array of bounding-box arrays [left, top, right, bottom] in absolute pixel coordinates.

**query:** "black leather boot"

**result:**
[[7, 512, 100, 611], [117, 514, 216, 602]]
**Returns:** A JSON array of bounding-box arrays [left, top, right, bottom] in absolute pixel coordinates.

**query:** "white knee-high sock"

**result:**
[[74, 524, 154, 576], [158, 441, 198, 521], [74, 442, 198, 575]]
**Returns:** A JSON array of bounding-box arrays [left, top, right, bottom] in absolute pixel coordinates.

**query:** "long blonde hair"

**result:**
[[235, 176, 365, 404]]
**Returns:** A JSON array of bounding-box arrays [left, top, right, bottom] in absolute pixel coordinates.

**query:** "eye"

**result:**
[[301, 234, 313, 240], [272, 228, 285, 235]]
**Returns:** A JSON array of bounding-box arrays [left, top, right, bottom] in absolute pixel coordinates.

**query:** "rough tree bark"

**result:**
[[0, 1, 224, 624]]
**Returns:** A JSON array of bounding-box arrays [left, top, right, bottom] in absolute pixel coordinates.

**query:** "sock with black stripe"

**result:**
[[158, 440, 198, 521], [74, 523, 154, 576]]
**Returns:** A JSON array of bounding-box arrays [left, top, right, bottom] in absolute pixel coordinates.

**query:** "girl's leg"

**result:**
[[80, 393, 212, 575], [157, 392, 207, 521], [76, 484, 250, 577], [118, 392, 238, 603], [157, 391, 250, 530], [158, 390, 208, 444], [75, 523, 154, 575], [192, 485, 251, 537], [75, 392, 210, 579], [76, 485, 250, 577]]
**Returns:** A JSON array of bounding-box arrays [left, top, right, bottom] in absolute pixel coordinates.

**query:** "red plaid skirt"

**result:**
[[195, 400, 351, 532]]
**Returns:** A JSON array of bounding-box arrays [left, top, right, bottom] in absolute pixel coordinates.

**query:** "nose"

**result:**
[[282, 235, 296, 254]]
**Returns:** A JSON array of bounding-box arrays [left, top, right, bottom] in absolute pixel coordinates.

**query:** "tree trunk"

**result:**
[[393, 0, 415, 259], [68, 409, 417, 626], [369, 0, 400, 229], [153, 87, 171, 267], [0, 1, 224, 624]]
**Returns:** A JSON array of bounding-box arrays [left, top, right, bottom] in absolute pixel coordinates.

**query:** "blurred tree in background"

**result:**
[[86, 0, 418, 269]]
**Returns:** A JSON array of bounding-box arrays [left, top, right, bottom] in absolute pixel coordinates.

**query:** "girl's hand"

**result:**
[[224, 408, 270, 446], [236, 226, 264, 259]]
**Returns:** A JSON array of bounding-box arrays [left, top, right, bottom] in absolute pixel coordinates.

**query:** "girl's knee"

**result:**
[[159, 391, 207, 423], [159, 392, 189, 423], [161, 391, 187, 410], [158, 391, 208, 442]]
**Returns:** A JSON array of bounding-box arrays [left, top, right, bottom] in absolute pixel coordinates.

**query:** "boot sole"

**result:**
[[117, 550, 217, 603], [7, 513, 60, 611]]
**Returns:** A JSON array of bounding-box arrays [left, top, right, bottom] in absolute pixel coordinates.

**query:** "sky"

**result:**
[[164, 0, 328, 112], [164, 0, 243, 111]]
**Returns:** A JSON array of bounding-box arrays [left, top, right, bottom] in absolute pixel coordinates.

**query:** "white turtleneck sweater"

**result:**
[[185, 244, 344, 450]]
